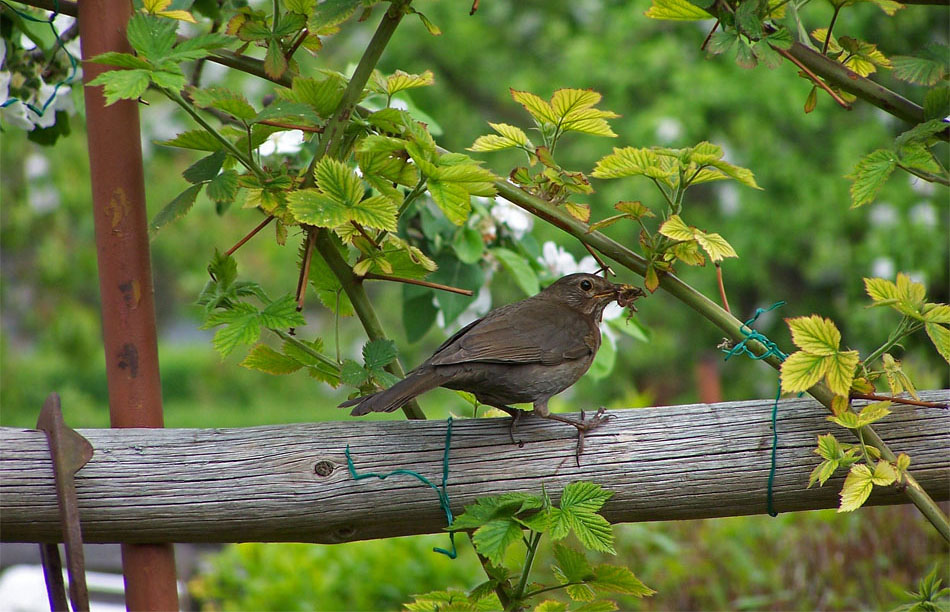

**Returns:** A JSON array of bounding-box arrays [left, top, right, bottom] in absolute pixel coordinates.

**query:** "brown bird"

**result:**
[[339, 273, 645, 459]]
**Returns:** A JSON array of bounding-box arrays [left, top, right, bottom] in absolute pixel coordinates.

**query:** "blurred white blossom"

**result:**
[[259, 130, 305, 156], [490, 198, 533, 239], [539, 241, 597, 276], [871, 256, 895, 279]]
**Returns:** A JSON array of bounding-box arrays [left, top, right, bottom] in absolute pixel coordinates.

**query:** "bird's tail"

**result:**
[[338, 368, 440, 416]]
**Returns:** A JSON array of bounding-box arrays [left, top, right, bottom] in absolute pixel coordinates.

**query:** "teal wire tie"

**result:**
[[1, 1, 81, 116], [722, 301, 788, 518], [345, 417, 457, 558]]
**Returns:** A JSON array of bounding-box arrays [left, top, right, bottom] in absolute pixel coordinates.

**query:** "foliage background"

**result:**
[[1, 0, 947, 609]]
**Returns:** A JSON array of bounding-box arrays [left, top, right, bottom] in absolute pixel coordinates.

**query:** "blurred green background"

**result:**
[[1, 0, 947, 609]]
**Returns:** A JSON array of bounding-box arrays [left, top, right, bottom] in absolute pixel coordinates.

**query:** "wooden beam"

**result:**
[[2, 391, 947, 544]]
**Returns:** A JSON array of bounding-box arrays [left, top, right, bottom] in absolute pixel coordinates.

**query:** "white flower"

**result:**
[[490, 198, 533, 238], [868, 202, 897, 228], [655, 117, 682, 143], [259, 130, 305, 156], [1, 98, 34, 130], [26, 81, 74, 128], [871, 256, 895, 280], [539, 241, 597, 276], [910, 202, 936, 227]]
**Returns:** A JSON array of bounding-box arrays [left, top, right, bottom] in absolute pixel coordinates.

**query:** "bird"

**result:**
[[339, 272, 645, 461]]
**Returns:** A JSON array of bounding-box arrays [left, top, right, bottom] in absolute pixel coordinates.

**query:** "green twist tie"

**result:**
[[722, 301, 788, 518], [345, 417, 457, 558]]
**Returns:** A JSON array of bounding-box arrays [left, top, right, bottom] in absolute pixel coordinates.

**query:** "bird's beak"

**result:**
[[615, 284, 646, 310]]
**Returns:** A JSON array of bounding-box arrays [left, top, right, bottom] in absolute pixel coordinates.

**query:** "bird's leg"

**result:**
[[493, 405, 528, 446], [533, 401, 613, 466]]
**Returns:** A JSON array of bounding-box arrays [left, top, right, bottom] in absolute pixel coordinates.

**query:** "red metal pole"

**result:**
[[78, 2, 180, 610]]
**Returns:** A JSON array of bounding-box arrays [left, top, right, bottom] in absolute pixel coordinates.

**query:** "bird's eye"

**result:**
[[580, 279, 593, 291]]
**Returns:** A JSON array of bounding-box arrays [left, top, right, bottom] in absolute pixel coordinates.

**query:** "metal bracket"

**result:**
[[36, 393, 94, 612]]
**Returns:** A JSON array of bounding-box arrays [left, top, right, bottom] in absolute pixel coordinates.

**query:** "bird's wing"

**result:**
[[428, 301, 594, 366]]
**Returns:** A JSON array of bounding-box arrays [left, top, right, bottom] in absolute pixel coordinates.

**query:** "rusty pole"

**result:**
[[78, 2, 180, 609]]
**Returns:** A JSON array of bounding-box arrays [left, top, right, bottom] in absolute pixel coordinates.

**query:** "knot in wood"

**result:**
[[313, 460, 335, 477]]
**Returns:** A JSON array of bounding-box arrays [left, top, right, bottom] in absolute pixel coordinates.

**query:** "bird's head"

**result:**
[[543, 273, 644, 320]]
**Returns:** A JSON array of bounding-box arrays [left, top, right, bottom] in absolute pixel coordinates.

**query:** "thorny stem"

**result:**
[[773, 44, 851, 109], [166, 90, 267, 180], [492, 178, 950, 542], [363, 272, 474, 296]]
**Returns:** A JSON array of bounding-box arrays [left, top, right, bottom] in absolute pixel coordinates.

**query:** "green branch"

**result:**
[[492, 179, 950, 542], [313, 230, 425, 420]]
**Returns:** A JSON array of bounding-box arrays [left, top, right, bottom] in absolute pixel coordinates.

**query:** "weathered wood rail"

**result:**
[[2, 391, 947, 544]]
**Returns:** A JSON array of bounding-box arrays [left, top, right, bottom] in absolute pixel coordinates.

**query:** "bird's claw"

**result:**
[[542, 407, 613, 466]]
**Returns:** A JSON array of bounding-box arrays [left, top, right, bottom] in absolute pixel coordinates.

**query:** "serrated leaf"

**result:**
[[809, 459, 840, 488], [838, 464, 874, 512], [453, 226, 485, 264], [567, 510, 615, 554], [925, 322, 950, 364], [780, 351, 830, 393], [204, 303, 262, 357], [847, 149, 897, 208], [815, 433, 842, 460], [288, 190, 348, 227], [350, 194, 398, 232], [561, 482, 613, 514], [829, 410, 861, 429], [363, 338, 397, 371], [825, 350, 859, 396], [259, 294, 306, 329], [126, 13, 177, 61], [341, 359, 369, 387], [565, 202, 591, 222], [786, 315, 842, 355], [592, 147, 669, 180], [240, 343, 303, 374], [590, 564, 655, 597], [534, 602, 569, 612], [183, 150, 227, 184], [856, 400, 892, 427], [553, 543, 594, 583], [428, 180, 471, 225], [315, 157, 364, 206], [658, 214, 694, 241], [645, 0, 713, 20], [492, 247, 540, 296], [707, 31, 737, 55], [149, 183, 203, 236], [864, 277, 900, 304], [472, 519, 523, 565], [282, 337, 324, 367], [695, 231, 737, 262], [871, 460, 898, 486], [469, 122, 531, 152], [288, 74, 347, 118], [510, 89, 558, 125], [385, 69, 434, 96], [87, 69, 151, 106], [891, 54, 948, 86], [88, 51, 153, 70], [158, 129, 223, 152], [207, 170, 239, 203]]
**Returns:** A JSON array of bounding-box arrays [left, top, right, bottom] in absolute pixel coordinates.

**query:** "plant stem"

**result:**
[[363, 272, 474, 296], [273, 329, 340, 371], [821, 5, 841, 55], [772, 44, 851, 109], [471, 542, 513, 609], [313, 229, 426, 420], [851, 392, 948, 409], [510, 531, 543, 609], [165, 90, 267, 180], [492, 178, 950, 541], [862, 317, 922, 367]]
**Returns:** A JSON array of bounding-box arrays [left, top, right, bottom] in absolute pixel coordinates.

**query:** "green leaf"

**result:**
[[203, 303, 263, 357], [287, 74, 347, 118], [310, 0, 362, 29], [183, 150, 227, 184], [207, 170, 239, 203], [590, 564, 656, 597], [573, 601, 620, 612], [384, 69, 435, 96], [809, 458, 840, 488], [363, 338, 397, 371], [847, 149, 897, 208], [469, 122, 532, 152], [149, 184, 203, 237], [553, 543, 594, 583], [264, 42, 288, 80], [871, 460, 898, 486], [349, 194, 398, 232], [240, 343, 303, 374], [591, 147, 669, 180], [453, 226, 485, 264], [427, 180, 471, 226], [288, 190, 349, 228], [550, 88, 619, 137], [786, 315, 842, 355], [412, 9, 442, 35], [88, 51, 153, 70], [510, 89, 558, 125], [191, 87, 257, 121], [924, 85, 950, 121], [126, 13, 177, 61], [259, 294, 306, 329], [564, 202, 591, 222], [315, 157, 364, 206], [492, 248, 540, 296], [707, 31, 737, 55], [561, 481, 613, 514], [645, 0, 713, 20], [309, 248, 354, 316], [549, 482, 616, 554], [403, 285, 438, 343], [838, 464, 874, 512], [431, 253, 483, 326], [472, 519, 523, 565], [925, 322, 950, 364], [658, 214, 694, 241], [752, 40, 783, 70], [341, 359, 369, 387], [534, 602, 569, 612], [87, 69, 151, 106], [158, 129, 223, 152], [780, 351, 830, 393], [824, 350, 859, 397]]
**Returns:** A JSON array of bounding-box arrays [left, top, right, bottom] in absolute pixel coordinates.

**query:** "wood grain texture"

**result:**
[[2, 391, 947, 544]]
